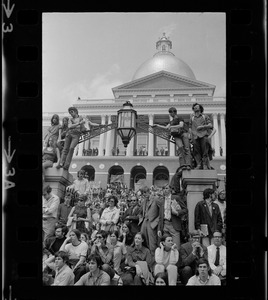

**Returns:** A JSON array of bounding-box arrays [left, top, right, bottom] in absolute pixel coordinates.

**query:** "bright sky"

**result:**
[[43, 12, 226, 113]]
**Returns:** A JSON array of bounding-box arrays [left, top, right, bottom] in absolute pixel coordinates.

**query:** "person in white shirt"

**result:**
[[99, 195, 120, 232], [43, 185, 60, 242], [207, 230, 226, 285], [59, 229, 89, 283], [66, 169, 90, 197], [186, 258, 221, 286], [154, 234, 179, 285]]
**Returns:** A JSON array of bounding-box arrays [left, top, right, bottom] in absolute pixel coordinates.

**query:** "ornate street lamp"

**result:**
[[117, 101, 137, 147]]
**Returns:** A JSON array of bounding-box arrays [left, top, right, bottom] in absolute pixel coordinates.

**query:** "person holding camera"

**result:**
[[154, 234, 179, 285], [178, 230, 208, 285]]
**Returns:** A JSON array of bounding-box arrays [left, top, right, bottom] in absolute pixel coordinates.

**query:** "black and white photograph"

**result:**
[[2, 3, 266, 299], [42, 12, 227, 286]]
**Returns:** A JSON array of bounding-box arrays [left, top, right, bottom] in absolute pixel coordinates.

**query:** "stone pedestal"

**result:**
[[182, 170, 218, 232], [44, 168, 74, 199]]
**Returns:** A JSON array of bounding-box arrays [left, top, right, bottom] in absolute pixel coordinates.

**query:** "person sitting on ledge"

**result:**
[[56, 107, 100, 170], [42, 138, 60, 181]]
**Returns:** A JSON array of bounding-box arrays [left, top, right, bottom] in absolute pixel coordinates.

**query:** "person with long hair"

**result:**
[[59, 229, 88, 283], [125, 232, 153, 285], [42, 137, 60, 181], [154, 234, 179, 285], [109, 230, 127, 275], [118, 222, 134, 247], [154, 271, 169, 286], [57, 116, 69, 154], [43, 114, 60, 146], [67, 195, 92, 234]]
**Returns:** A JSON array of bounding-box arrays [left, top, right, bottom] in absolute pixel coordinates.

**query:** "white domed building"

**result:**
[[43, 33, 226, 190]]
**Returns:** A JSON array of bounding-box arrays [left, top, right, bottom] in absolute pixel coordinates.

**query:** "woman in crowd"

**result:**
[[99, 195, 120, 243], [67, 195, 92, 234], [109, 230, 127, 275], [125, 232, 153, 285], [59, 229, 88, 283], [154, 234, 179, 285], [42, 138, 60, 181], [154, 271, 169, 286], [118, 222, 134, 247], [56, 116, 69, 154], [43, 114, 60, 146], [75, 254, 110, 286]]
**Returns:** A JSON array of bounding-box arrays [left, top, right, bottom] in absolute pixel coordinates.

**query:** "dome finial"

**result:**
[[156, 33, 172, 52]]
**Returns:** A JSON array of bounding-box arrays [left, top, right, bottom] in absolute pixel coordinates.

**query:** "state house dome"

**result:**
[[132, 33, 196, 81]]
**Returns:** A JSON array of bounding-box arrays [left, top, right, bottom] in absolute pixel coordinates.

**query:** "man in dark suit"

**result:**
[[178, 230, 208, 285], [122, 195, 141, 236], [194, 188, 223, 247], [157, 184, 188, 249], [138, 186, 162, 255]]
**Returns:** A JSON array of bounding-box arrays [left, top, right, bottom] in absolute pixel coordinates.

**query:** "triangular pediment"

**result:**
[[112, 70, 215, 91]]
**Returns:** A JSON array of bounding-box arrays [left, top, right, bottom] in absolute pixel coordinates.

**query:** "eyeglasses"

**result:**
[[96, 235, 103, 239]]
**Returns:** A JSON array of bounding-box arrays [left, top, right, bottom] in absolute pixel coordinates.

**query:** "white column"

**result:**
[[85, 139, 89, 152], [98, 115, 106, 157], [170, 141, 175, 156], [78, 141, 84, 156], [148, 114, 154, 156], [213, 113, 220, 157], [126, 138, 134, 156], [105, 115, 112, 156], [220, 113, 226, 156]]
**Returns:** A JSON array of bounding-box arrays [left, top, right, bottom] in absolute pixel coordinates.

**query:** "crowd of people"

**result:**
[[42, 103, 226, 286], [42, 175, 226, 286]]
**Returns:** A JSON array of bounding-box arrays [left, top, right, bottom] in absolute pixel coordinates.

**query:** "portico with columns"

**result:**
[[43, 33, 225, 188]]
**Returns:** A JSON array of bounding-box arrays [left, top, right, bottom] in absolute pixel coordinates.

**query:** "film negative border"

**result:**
[[2, 2, 266, 300]]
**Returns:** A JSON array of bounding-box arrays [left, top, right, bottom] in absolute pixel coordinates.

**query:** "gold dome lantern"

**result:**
[[132, 33, 196, 81]]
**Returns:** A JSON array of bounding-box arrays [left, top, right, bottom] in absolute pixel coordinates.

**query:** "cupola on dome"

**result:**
[[132, 33, 196, 81]]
